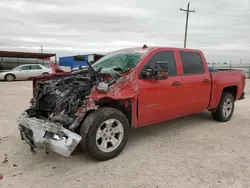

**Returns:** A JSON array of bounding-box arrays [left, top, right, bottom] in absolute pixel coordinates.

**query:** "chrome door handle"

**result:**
[[203, 78, 211, 82], [172, 81, 181, 86]]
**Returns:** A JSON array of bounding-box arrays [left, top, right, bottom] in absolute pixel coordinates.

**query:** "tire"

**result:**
[[211, 92, 235, 122], [5, 74, 15, 82], [42, 72, 49, 75], [80, 107, 130, 161]]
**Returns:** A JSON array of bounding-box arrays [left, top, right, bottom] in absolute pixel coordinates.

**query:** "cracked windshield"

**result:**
[[93, 49, 148, 73]]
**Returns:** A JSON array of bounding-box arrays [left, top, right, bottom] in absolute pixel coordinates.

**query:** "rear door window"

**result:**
[[30, 65, 42, 70], [180, 52, 204, 75]]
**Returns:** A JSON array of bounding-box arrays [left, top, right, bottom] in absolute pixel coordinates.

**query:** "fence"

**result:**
[[209, 64, 250, 78]]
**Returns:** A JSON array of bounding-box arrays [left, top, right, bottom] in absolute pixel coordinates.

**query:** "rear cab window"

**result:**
[[179, 51, 204, 75]]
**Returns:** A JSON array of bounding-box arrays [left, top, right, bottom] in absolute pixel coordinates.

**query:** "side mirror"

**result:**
[[141, 68, 154, 79], [18, 68, 22, 71], [155, 61, 168, 80], [141, 61, 169, 80]]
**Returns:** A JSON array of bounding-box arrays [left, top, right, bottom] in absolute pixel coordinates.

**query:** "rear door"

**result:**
[[30, 65, 44, 76], [137, 49, 183, 126], [178, 51, 211, 114]]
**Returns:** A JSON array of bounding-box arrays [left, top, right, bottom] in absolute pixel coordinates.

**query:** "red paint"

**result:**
[[31, 47, 246, 128], [0, 174, 3, 180], [91, 70, 138, 101], [89, 47, 245, 127], [132, 47, 245, 127]]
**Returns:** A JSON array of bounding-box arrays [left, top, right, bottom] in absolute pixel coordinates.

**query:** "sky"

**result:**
[[0, 0, 249, 63]]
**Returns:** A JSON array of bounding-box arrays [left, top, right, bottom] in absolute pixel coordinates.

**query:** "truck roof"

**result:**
[[114, 46, 202, 53]]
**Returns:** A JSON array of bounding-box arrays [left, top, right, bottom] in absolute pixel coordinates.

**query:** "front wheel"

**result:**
[[211, 92, 235, 122], [80, 107, 130, 161], [5, 74, 15, 81]]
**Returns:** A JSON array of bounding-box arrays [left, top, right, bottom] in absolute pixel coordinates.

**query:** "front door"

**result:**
[[15, 65, 32, 80], [137, 50, 183, 127]]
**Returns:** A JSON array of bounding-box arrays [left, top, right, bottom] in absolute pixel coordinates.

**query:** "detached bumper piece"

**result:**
[[18, 111, 82, 157], [239, 92, 245, 100]]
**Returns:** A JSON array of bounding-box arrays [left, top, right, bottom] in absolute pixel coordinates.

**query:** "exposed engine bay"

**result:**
[[28, 67, 121, 130]]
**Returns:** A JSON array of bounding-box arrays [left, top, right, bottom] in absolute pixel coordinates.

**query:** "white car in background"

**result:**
[[0, 64, 52, 81]]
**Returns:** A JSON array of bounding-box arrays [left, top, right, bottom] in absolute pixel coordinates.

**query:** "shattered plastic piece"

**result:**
[[2, 154, 8, 164], [12, 173, 22, 177], [97, 82, 108, 93]]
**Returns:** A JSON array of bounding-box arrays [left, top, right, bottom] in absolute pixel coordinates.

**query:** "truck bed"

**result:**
[[208, 70, 245, 109]]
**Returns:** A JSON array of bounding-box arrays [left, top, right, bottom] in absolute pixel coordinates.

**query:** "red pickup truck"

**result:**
[[18, 46, 246, 161]]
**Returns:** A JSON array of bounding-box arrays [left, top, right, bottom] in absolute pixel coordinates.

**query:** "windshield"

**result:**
[[12, 66, 21, 70], [92, 49, 148, 73]]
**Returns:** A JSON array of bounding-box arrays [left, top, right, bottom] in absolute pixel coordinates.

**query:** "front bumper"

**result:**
[[18, 111, 82, 157]]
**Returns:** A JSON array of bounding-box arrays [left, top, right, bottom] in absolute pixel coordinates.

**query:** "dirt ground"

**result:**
[[0, 81, 250, 188]]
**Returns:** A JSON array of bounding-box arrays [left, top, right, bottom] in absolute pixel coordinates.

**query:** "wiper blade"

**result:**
[[75, 55, 97, 82], [75, 55, 95, 72]]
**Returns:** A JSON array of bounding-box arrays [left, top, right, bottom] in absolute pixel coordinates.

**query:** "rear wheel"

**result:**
[[80, 107, 130, 161], [5, 74, 15, 82], [211, 92, 235, 122]]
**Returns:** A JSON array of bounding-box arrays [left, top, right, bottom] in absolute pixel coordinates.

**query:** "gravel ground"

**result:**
[[0, 81, 250, 188]]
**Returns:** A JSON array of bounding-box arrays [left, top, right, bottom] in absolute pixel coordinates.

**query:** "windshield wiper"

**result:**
[[74, 55, 98, 82]]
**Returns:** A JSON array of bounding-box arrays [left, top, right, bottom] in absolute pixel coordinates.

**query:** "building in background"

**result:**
[[0, 51, 56, 70], [59, 54, 104, 69]]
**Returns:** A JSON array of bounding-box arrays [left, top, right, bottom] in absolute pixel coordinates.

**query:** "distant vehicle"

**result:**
[[0, 64, 52, 81]]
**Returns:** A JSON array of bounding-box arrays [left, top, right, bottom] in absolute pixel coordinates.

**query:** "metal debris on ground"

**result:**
[[2, 154, 8, 164], [12, 173, 23, 177]]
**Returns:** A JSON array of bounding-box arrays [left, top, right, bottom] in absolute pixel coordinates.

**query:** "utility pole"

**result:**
[[40, 46, 44, 65], [180, 2, 195, 48], [0, 37, 3, 68]]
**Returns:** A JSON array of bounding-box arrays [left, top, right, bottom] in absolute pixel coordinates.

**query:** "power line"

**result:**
[[180, 2, 195, 48]]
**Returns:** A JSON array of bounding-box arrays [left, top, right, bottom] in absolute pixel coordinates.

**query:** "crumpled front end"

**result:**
[[18, 64, 138, 157], [18, 111, 82, 157]]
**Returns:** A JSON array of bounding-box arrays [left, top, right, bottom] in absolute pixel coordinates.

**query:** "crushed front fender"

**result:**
[[18, 111, 82, 157]]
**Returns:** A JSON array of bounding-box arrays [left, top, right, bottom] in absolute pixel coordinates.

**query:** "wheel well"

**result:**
[[96, 98, 132, 124], [75, 98, 132, 134], [4, 73, 16, 80], [42, 72, 49, 75], [222, 86, 237, 99]]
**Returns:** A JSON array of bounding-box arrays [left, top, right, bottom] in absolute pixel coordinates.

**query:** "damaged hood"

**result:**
[[92, 70, 138, 100]]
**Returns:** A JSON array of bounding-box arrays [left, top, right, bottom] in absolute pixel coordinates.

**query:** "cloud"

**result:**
[[0, 0, 249, 62]]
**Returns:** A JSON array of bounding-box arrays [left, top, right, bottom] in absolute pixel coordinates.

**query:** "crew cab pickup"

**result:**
[[18, 46, 246, 161]]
